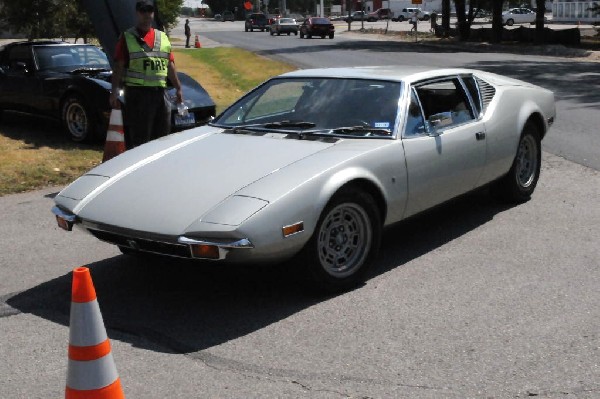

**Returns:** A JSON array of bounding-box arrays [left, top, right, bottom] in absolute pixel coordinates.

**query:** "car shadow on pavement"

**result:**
[[7, 190, 514, 354], [0, 110, 101, 151]]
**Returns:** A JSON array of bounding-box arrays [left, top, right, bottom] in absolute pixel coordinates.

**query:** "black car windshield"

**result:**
[[213, 77, 402, 138], [34, 45, 110, 70]]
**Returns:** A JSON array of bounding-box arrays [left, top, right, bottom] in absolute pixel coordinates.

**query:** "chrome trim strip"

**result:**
[[51, 206, 77, 222], [178, 236, 254, 249]]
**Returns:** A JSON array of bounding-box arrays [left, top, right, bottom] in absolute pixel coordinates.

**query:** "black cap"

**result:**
[[136, 0, 154, 12]]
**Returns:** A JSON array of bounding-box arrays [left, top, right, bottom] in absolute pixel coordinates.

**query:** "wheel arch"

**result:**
[[322, 175, 387, 227], [524, 111, 546, 139]]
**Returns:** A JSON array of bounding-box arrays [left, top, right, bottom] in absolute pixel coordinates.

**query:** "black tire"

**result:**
[[308, 33, 312, 38], [422, 15, 430, 21], [493, 122, 542, 203], [277, 32, 281, 36], [300, 188, 382, 292], [294, 31, 298, 35], [61, 94, 97, 142], [329, 33, 334, 39], [321, 35, 325, 39], [398, 16, 405, 22], [506, 19, 514, 26], [300, 31, 304, 38], [250, 27, 254, 32]]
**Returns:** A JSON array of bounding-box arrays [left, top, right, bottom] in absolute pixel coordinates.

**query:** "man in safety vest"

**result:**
[[109, 0, 184, 149]]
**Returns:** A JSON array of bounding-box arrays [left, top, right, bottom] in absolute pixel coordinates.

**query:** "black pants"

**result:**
[[123, 86, 171, 149], [185, 35, 191, 48]]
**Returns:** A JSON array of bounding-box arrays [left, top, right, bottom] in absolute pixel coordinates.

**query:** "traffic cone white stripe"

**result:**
[[69, 300, 108, 347], [67, 353, 120, 390]]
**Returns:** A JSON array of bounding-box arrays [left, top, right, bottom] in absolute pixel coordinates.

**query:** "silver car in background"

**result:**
[[52, 66, 555, 292]]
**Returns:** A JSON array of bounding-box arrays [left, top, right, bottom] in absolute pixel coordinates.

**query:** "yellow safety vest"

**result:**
[[123, 28, 171, 87]]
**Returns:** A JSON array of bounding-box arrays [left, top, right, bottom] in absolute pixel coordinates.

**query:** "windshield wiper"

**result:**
[[263, 120, 316, 129], [325, 126, 392, 136]]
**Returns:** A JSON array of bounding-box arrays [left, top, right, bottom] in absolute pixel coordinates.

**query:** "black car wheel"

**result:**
[[506, 18, 514, 26], [397, 16, 405, 22], [301, 188, 382, 292], [61, 94, 97, 142], [300, 31, 304, 38], [329, 33, 334, 39], [307, 33, 312, 38], [422, 15, 430, 21], [493, 121, 541, 203]]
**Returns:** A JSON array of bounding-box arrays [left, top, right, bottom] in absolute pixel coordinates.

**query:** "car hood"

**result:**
[[56, 127, 340, 235]]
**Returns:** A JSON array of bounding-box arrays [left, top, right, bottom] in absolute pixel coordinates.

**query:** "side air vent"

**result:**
[[476, 77, 496, 114]]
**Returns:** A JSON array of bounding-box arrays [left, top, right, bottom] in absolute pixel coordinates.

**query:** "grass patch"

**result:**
[[0, 47, 296, 196]]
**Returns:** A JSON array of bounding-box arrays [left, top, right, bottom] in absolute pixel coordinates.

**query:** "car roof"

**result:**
[[279, 66, 478, 83], [0, 40, 95, 51]]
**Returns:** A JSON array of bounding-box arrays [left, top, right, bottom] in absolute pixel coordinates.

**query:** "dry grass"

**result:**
[[0, 48, 296, 196]]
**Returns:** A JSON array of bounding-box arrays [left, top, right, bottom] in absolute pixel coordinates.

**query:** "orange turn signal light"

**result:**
[[56, 215, 73, 231], [282, 222, 304, 238], [190, 244, 220, 259]]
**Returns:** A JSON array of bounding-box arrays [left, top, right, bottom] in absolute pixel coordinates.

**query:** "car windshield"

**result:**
[[34, 45, 110, 70], [213, 77, 403, 138], [279, 18, 294, 23], [312, 18, 330, 24]]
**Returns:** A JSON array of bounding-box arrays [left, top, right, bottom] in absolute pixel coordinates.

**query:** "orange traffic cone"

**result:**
[[194, 34, 201, 48], [102, 109, 126, 163], [66, 267, 125, 399]]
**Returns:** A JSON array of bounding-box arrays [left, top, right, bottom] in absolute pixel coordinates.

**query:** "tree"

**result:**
[[0, 0, 94, 41], [491, 0, 504, 44], [155, 0, 184, 32]]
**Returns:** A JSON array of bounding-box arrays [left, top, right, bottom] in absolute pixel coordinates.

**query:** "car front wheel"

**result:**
[[329, 33, 334, 39], [506, 18, 514, 26], [493, 122, 541, 203], [302, 189, 382, 292], [61, 94, 97, 142]]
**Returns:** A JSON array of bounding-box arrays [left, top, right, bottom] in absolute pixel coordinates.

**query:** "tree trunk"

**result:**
[[442, 0, 450, 38], [454, 0, 469, 40], [535, 0, 546, 44], [491, 0, 504, 44]]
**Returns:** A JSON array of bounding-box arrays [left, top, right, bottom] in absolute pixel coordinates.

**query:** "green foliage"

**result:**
[[155, 0, 184, 32], [0, 0, 94, 41]]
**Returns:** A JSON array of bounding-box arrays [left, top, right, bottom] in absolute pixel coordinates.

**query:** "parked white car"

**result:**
[[52, 66, 555, 292], [502, 8, 536, 26], [392, 8, 431, 22]]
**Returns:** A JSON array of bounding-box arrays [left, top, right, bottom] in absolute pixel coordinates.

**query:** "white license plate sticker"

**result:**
[[175, 113, 196, 126]]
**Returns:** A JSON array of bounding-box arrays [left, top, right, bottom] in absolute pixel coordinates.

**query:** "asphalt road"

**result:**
[[1, 19, 600, 399]]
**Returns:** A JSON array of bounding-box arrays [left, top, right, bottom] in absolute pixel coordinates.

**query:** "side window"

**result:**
[[461, 75, 482, 117], [414, 78, 475, 128], [8, 45, 34, 70], [404, 89, 426, 136]]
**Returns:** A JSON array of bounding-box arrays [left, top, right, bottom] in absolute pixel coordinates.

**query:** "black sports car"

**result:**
[[0, 40, 216, 142]]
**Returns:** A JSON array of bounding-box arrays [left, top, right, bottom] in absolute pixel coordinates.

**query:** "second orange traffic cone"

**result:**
[[102, 109, 126, 163], [65, 267, 125, 399], [194, 34, 202, 48]]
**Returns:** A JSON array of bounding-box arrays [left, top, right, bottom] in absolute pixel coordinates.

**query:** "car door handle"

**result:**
[[475, 132, 486, 140]]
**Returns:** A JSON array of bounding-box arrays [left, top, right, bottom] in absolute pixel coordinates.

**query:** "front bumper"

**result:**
[[51, 206, 253, 261]]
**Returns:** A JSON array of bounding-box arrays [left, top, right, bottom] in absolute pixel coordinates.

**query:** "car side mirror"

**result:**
[[427, 112, 453, 136]]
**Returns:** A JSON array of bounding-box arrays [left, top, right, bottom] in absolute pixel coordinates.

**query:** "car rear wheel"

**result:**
[[61, 94, 97, 142], [493, 122, 541, 203], [301, 189, 382, 292], [506, 18, 514, 26], [397, 16, 405, 22], [329, 33, 334, 39]]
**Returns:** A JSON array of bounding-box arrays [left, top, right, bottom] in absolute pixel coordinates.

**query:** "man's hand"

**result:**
[[175, 88, 184, 104], [109, 92, 121, 109]]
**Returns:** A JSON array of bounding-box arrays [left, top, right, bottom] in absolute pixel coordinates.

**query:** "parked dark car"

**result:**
[[0, 41, 216, 142], [299, 17, 335, 39], [245, 13, 268, 31], [220, 10, 235, 21]]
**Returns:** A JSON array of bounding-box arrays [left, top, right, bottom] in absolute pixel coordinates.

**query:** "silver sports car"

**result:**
[[52, 66, 556, 291]]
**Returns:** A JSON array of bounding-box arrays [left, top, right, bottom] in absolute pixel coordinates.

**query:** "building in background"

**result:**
[[552, 0, 600, 22]]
